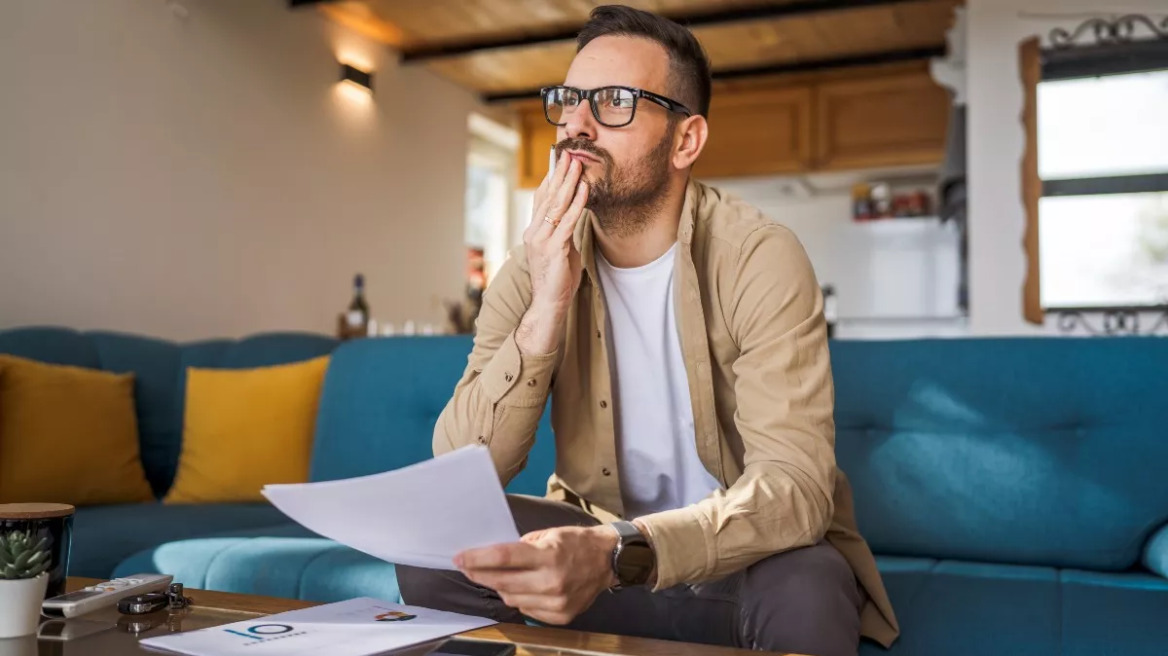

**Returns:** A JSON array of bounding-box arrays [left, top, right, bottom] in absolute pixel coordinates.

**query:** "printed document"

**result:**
[[140, 597, 495, 656], [261, 445, 520, 570]]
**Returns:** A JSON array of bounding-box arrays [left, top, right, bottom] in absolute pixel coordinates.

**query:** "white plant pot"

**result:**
[[0, 635, 36, 656], [0, 574, 48, 639]]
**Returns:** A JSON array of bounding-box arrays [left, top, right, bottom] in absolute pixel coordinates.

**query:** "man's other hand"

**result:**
[[454, 525, 619, 625]]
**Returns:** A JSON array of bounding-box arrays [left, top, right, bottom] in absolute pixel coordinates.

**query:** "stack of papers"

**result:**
[[261, 445, 521, 570], [140, 597, 495, 656], [145, 448, 520, 655]]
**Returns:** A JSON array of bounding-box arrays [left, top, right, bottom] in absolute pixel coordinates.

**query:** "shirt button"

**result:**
[[526, 378, 537, 387], [596, 330, 602, 339], [599, 400, 608, 409], [477, 436, 486, 444], [602, 467, 611, 476], [504, 372, 514, 382]]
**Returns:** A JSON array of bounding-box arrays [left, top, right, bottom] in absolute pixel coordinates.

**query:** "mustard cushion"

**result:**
[[164, 356, 330, 504], [0, 355, 154, 505]]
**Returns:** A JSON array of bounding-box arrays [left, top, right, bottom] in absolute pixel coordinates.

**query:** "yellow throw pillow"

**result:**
[[0, 355, 154, 505], [164, 356, 330, 504]]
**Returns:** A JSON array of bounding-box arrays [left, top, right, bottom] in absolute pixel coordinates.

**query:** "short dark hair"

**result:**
[[576, 5, 712, 118]]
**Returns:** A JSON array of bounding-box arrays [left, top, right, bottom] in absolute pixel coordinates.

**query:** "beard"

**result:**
[[554, 129, 673, 238]]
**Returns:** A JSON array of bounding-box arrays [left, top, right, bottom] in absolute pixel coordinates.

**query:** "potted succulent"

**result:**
[[0, 530, 51, 638]]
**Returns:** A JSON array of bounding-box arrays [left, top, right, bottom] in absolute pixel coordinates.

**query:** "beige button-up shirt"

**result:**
[[434, 178, 899, 648]]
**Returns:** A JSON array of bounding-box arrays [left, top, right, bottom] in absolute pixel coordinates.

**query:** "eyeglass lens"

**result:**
[[546, 87, 636, 127]]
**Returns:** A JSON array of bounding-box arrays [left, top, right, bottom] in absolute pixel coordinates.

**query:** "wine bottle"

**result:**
[[821, 284, 837, 339], [345, 274, 369, 331]]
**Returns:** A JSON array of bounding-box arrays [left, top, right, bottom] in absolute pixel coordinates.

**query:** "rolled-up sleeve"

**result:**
[[476, 332, 557, 408]]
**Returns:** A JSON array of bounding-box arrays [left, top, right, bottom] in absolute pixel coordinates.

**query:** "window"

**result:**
[[1023, 35, 1168, 321], [465, 139, 511, 285], [465, 112, 520, 285], [453, 114, 518, 334]]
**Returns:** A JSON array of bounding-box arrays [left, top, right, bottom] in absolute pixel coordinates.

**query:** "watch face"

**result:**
[[616, 543, 655, 586]]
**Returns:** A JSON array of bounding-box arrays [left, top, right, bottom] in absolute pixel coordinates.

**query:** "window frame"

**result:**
[[1021, 35, 1168, 323]]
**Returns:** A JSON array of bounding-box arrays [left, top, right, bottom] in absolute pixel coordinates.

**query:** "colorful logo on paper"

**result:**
[[374, 610, 417, 622], [224, 623, 302, 642]]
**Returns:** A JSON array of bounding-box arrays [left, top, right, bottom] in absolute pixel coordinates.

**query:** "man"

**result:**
[[398, 6, 898, 655]]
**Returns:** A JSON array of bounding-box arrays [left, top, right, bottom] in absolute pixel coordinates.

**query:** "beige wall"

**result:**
[[0, 0, 478, 341]]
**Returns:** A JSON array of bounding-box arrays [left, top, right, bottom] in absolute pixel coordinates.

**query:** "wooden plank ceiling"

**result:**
[[316, 0, 961, 100]]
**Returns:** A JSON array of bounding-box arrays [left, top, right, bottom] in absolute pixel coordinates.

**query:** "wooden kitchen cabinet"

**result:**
[[813, 71, 950, 171], [693, 86, 813, 179], [517, 105, 558, 188]]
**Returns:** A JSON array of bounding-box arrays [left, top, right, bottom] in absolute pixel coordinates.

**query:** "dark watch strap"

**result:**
[[610, 521, 654, 589], [611, 520, 644, 544]]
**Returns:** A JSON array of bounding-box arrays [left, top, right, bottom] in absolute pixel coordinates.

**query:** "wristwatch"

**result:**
[[609, 521, 655, 589]]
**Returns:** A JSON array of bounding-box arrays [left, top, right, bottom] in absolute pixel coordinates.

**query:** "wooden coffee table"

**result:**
[[51, 578, 799, 655]]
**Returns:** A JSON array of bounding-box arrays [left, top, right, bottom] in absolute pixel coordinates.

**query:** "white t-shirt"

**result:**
[[595, 243, 722, 519]]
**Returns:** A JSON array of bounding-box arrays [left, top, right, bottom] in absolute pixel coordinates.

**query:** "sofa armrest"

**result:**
[[113, 533, 403, 603], [1143, 524, 1168, 579]]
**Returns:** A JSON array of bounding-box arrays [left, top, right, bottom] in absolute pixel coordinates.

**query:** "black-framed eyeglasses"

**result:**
[[540, 85, 692, 128]]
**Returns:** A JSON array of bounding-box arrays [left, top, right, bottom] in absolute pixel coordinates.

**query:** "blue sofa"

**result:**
[[2, 326, 1166, 656]]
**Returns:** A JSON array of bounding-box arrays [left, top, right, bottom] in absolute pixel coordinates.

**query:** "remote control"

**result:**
[[42, 574, 173, 618]]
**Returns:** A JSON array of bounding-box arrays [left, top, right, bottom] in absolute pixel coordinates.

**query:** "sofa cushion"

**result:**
[[833, 337, 1168, 571], [112, 527, 400, 604], [0, 328, 338, 497], [1059, 569, 1168, 656], [0, 355, 154, 506], [70, 502, 294, 578], [310, 336, 555, 497], [1142, 523, 1168, 579], [164, 356, 330, 504], [865, 559, 1062, 656], [163, 333, 338, 496], [860, 558, 1168, 656]]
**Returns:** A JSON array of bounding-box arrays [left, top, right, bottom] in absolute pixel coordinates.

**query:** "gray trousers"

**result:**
[[397, 495, 864, 656]]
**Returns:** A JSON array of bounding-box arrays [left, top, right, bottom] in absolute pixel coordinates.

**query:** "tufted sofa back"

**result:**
[[308, 335, 555, 497], [830, 337, 1168, 571]]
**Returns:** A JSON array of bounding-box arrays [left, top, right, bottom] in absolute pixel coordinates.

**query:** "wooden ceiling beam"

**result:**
[[316, 2, 407, 49], [711, 44, 945, 80], [400, 0, 941, 63], [482, 44, 946, 102]]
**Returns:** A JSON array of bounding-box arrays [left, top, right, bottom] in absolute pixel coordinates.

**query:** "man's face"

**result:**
[[554, 35, 678, 230]]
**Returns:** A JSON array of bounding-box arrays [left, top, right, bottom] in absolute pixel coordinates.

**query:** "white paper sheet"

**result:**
[[260, 446, 520, 571], [139, 597, 495, 656]]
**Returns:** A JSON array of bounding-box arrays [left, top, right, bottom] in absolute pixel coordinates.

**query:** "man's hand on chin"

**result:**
[[454, 525, 619, 625]]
